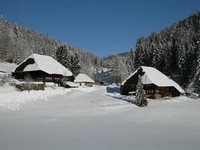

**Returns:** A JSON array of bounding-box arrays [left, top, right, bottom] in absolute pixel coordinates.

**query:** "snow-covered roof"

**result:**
[[65, 81, 79, 87], [74, 73, 95, 83], [14, 53, 73, 76], [121, 66, 185, 93]]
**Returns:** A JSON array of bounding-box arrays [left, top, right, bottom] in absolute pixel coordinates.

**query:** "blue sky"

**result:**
[[0, 0, 200, 57]]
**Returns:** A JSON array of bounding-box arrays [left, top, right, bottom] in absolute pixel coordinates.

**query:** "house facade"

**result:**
[[12, 53, 73, 84], [74, 73, 95, 87], [120, 66, 185, 99]]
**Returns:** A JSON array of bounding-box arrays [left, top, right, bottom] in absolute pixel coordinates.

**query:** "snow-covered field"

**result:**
[[0, 85, 199, 150], [0, 84, 75, 110]]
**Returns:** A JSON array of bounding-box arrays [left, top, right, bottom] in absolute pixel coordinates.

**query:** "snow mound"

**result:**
[[163, 96, 198, 103], [0, 62, 17, 74], [0, 86, 73, 110], [0, 84, 17, 93]]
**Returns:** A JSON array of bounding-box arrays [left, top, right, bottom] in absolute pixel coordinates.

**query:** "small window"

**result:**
[[37, 77, 43, 81], [155, 90, 160, 94], [45, 77, 53, 81]]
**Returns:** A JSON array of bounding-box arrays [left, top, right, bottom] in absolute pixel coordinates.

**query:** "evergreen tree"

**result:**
[[56, 45, 81, 76], [108, 55, 129, 85], [136, 75, 148, 107], [56, 45, 71, 69], [93, 56, 101, 82], [70, 53, 81, 76], [109, 55, 121, 85], [135, 11, 200, 90], [126, 48, 135, 74]]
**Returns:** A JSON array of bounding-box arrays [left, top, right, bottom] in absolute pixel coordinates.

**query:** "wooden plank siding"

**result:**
[[120, 66, 183, 99], [120, 83, 181, 99], [12, 70, 73, 84]]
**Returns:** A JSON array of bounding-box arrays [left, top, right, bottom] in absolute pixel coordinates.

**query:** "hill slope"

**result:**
[[0, 17, 101, 78], [134, 12, 200, 92]]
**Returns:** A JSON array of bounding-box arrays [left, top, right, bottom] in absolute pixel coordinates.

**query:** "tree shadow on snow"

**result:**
[[106, 86, 120, 93], [106, 86, 137, 105]]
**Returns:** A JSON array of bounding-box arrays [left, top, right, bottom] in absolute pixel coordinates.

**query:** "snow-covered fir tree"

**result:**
[[56, 45, 72, 69], [135, 75, 148, 107], [135, 11, 200, 89], [126, 48, 135, 74], [70, 53, 81, 76], [56, 45, 81, 76], [107, 54, 129, 85], [93, 56, 101, 83]]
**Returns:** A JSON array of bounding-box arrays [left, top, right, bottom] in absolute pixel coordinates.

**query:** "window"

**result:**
[[45, 77, 52, 81], [155, 90, 160, 94], [37, 77, 43, 81]]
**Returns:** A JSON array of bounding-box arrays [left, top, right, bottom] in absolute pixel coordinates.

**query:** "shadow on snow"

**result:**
[[106, 86, 137, 105]]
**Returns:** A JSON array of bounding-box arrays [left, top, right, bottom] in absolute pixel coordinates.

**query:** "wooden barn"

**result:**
[[120, 66, 185, 99], [12, 53, 73, 84], [74, 73, 95, 87]]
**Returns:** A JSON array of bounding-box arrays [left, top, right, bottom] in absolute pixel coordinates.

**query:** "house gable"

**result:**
[[15, 58, 38, 72], [120, 66, 185, 99], [12, 53, 73, 83]]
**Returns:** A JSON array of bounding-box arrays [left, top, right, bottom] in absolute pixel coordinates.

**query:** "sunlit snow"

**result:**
[[0, 85, 199, 150]]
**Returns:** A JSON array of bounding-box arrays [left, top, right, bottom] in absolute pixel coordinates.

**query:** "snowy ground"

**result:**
[[0, 62, 17, 74], [0, 85, 199, 150]]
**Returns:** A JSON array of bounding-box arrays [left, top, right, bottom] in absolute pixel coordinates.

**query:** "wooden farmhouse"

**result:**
[[12, 53, 73, 84], [120, 66, 185, 99], [74, 73, 95, 87]]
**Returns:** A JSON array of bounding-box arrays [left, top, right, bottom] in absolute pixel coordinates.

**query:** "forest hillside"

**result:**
[[0, 12, 199, 93], [0, 17, 102, 78], [134, 12, 200, 92]]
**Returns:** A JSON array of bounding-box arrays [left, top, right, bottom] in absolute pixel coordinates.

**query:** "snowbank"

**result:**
[[0, 85, 101, 110], [0, 86, 74, 110], [0, 62, 17, 74]]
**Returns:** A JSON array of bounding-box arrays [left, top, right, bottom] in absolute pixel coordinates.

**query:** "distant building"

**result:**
[[12, 53, 73, 83], [120, 66, 185, 99], [74, 73, 95, 87]]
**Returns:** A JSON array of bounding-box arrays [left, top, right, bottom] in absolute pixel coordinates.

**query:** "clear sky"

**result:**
[[0, 0, 200, 57]]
